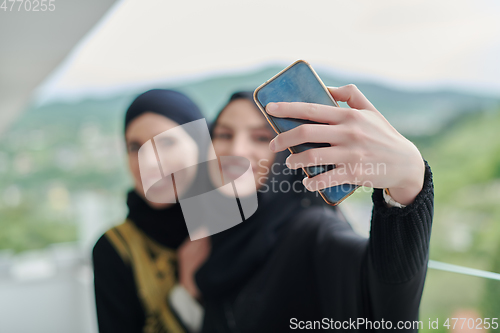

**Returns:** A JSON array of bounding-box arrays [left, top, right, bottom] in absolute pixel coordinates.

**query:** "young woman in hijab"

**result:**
[[193, 87, 434, 332], [92, 89, 210, 333]]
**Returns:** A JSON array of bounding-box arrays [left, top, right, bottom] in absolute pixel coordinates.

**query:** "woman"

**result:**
[[92, 89, 210, 333], [194, 87, 434, 332]]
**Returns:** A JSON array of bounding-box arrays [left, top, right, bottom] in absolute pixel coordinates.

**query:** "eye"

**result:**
[[127, 143, 141, 153], [252, 133, 274, 143], [214, 132, 232, 140], [256, 136, 272, 143], [156, 136, 177, 147]]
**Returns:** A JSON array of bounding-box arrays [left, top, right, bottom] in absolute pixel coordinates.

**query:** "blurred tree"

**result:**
[[480, 241, 500, 322]]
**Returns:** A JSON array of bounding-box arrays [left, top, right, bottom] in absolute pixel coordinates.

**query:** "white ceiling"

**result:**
[[2, 0, 500, 137], [37, 0, 500, 104], [0, 0, 117, 136]]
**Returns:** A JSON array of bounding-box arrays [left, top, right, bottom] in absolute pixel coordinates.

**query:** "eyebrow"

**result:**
[[127, 140, 141, 146], [215, 123, 271, 131]]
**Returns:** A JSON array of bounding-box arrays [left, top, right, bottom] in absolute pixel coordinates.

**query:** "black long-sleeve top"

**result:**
[[200, 160, 434, 332], [93, 234, 146, 333]]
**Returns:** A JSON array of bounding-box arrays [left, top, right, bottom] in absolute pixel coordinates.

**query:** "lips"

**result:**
[[219, 156, 253, 182], [222, 163, 249, 180]]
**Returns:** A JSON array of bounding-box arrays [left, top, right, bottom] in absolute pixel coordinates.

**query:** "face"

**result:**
[[126, 112, 198, 208], [210, 99, 276, 193]]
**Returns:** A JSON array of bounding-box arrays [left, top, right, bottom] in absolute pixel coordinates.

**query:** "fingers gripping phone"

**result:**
[[253, 60, 359, 206]]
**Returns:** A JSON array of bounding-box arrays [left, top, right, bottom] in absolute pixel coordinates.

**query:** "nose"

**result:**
[[229, 134, 251, 158], [138, 140, 162, 175]]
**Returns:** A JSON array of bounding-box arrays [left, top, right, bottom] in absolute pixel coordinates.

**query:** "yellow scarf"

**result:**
[[105, 220, 185, 333]]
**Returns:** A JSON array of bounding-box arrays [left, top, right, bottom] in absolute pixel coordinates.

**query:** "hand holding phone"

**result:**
[[255, 60, 426, 206], [254, 60, 359, 205]]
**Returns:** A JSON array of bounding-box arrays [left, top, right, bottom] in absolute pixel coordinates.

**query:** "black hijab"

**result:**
[[124, 89, 204, 249], [195, 92, 326, 299]]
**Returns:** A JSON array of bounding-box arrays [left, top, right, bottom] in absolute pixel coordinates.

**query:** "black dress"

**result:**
[[199, 161, 434, 333], [93, 233, 146, 332], [92, 191, 191, 333]]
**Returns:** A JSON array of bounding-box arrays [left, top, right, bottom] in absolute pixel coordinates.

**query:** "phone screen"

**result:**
[[254, 60, 359, 205]]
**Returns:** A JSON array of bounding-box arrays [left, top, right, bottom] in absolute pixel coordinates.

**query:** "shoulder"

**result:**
[[92, 233, 114, 260], [92, 222, 133, 270], [94, 220, 142, 263], [92, 233, 120, 268], [92, 232, 138, 293]]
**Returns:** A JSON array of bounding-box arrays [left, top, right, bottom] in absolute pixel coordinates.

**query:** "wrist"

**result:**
[[179, 274, 200, 300], [383, 188, 406, 208], [389, 156, 425, 206]]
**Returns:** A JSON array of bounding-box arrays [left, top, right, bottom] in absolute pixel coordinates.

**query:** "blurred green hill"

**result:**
[[1, 65, 499, 260], [412, 110, 500, 330], [1, 66, 500, 327]]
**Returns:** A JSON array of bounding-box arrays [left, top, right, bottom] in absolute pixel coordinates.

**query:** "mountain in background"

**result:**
[[1, 65, 500, 253], [22, 65, 500, 137]]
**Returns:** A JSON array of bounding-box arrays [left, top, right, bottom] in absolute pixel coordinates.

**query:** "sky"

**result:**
[[36, 0, 500, 103]]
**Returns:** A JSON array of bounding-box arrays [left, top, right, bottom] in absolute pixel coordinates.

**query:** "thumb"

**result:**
[[328, 84, 377, 112]]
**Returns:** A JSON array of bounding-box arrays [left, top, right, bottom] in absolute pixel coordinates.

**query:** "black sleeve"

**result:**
[[92, 235, 145, 333], [312, 159, 433, 331], [366, 159, 434, 330]]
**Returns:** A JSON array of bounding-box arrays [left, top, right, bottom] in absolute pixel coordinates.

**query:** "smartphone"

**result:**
[[253, 60, 359, 206]]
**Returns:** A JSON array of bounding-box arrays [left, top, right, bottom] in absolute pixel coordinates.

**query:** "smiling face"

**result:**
[[210, 98, 276, 192], [126, 112, 198, 208]]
